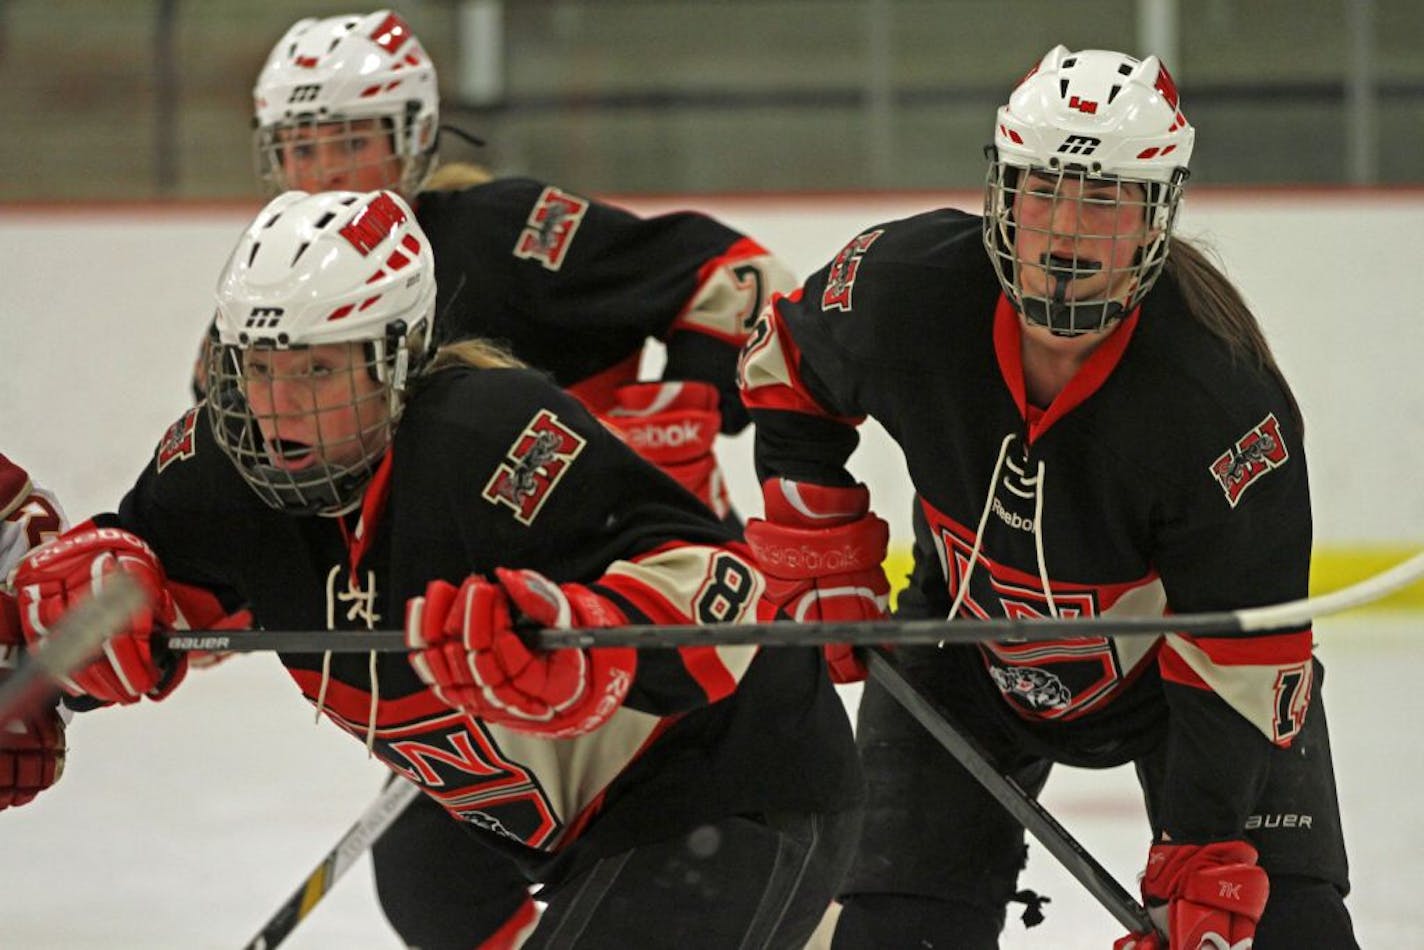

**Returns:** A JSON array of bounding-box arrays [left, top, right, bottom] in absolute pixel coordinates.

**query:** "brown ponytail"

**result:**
[[1165, 238, 1302, 426], [425, 337, 526, 373]]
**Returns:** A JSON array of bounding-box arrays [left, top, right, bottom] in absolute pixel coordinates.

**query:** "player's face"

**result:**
[[1011, 172, 1154, 309], [275, 119, 401, 192], [241, 343, 391, 472]]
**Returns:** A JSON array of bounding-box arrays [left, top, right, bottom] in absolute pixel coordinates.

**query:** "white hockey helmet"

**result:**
[[207, 189, 437, 515], [253, 10, 439, 197], [983, 46, 1195, 335]]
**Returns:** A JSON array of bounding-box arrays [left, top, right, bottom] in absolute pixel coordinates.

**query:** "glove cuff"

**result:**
[[761, 478, 871, 528]]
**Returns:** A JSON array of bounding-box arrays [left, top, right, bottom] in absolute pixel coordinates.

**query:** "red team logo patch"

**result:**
[[820, 229, 883, 311], [513, 186, 589, 272], [1209, 413, 1289, 507], [156, 407, 200, 472], [482, 410, 587, 525], [339, 192, 407, 256]]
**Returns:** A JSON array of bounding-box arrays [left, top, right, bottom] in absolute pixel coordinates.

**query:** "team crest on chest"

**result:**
[[156, 407, 200, 472], [821, 229, 883, 312], [1209, 413, 1289, 507], [483, 410, 587, 525], [513, 186, 589, 272]]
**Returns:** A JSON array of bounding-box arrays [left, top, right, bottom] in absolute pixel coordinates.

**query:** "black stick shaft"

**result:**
[[154, 550, 1424, 655], [865, 649, 1155, 935], [159, 613, 1226, 655]]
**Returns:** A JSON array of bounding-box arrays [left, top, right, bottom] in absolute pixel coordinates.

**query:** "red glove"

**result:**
[[0, 702, 66, 811], [1, 592, 67, 810], [13, 525, 185, 705], [1115, 841, 1269, 950], [406, 567, 637, 738], [744, 479, 889, 683], [603, 381, 730, 519]]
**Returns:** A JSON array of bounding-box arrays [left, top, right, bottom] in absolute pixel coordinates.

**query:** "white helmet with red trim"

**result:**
[[253, 10, 439, 196], [207, 189, 436, 514], [983, 46, 1195, 335]]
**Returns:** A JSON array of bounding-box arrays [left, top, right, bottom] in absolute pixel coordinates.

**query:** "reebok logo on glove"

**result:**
[[757, 540, 876, 574], [620, 419, 706, 450]]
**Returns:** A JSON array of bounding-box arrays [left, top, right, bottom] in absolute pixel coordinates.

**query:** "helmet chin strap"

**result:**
[[1019, 253, 1126, 336]]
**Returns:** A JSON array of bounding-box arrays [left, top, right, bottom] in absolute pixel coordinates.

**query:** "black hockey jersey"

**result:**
[[741, 208, 1314, 842], [416, 177, 796, 430], [114, 366, 860, 883]]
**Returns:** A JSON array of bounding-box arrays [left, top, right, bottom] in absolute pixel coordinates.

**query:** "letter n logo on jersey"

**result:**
[[1209, 413, 1289, 507], [156, 407, 200, 473], [821, 229, 883, 312], [483, 410, 587, 524], [513, 186, 589, 272]]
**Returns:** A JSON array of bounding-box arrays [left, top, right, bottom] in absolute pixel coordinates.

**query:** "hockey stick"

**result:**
[[0, 574, 145, 727], [865, 648, 1154, 934], [243, 776, 421, 950], [155, 550, 1424, 655]]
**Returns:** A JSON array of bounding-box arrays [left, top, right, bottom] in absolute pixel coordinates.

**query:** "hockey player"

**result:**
[[740, 46, 1357, 949], [0, 455, 67, 812], [214, 8, 799, 525], [14, 190, 862, 949], [189, 13, 803, 945]]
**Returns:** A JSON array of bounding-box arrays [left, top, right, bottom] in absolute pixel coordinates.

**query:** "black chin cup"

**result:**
[[1019, 253, 1122, 337], [1018, 296, 1126, 337]]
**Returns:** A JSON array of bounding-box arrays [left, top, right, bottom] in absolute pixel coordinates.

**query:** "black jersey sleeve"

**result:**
[[418, 179, 795, 412], [390, 367, 771, 715], [106, 406, 258, 621], [1150, 397, 1314, 841], [740, 211, 981, 487]]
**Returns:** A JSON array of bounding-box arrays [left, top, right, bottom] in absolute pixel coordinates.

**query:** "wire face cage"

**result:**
[[983, 155, 1188, 336]]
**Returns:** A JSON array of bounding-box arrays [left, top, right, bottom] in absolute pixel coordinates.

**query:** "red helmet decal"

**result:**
[[1154, 63, 1181, 110]]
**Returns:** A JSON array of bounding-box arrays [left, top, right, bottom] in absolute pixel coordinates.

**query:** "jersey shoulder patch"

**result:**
[[481, 408, 588, 525], [156, 406, 202, 473], [1209, 412, 1290, 507], [511, 183, 591, 272]]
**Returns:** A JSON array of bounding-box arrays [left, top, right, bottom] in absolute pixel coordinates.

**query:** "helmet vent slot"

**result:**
[[1108, 84, 1122, 103], [291, 241, 311, 265]]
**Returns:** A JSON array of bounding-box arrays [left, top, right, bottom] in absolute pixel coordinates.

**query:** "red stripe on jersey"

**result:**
[[1157, 646, 1210, 689], [1174, 627, 1314, 666], [675, 645, 741, 702], [740, 291, 863, 423], [594, 552, 756, 703], [595, 567, 695, 625], [992, 294, 1141, 445], [477, 894, 539, 950], [672, 236, 775, 345], [923, 497, 1158, 613], [1158, 628, 1313, 692]]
